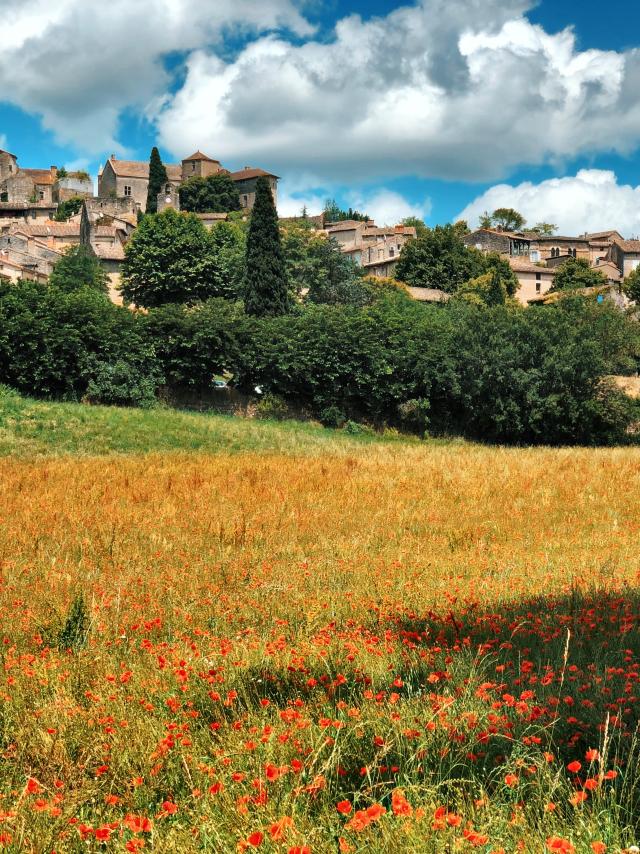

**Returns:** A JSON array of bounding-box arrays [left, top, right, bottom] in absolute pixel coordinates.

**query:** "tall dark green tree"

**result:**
[[49, 245, 109, 295], [145, 147, 169, 214], [244, 177, 290, 317], [179, 173, 241, 213]]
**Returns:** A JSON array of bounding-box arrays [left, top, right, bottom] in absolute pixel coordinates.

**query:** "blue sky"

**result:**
[[3, 0, 640, 233]]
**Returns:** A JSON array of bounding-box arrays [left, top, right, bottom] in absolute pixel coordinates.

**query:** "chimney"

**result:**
[[110, 154, 116, 161]]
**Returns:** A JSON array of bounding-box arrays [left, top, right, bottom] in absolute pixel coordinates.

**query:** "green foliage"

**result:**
[[395, 224, 485, 293], [49, 245, 109, 294], [531, 222, 558, 236], [255, 393, 290, 421], [54, 196, 84, 222], [244, 177, 290, 317], [479, 211, 493, 229], [482, 252, 519, 298], [400, 216, 428, 237], [623, 266, 640, 303], [490, 208, 526, 231], [58, 595, 89, 651], [56, 167, 68, 180], [323, 199, 370, 223], [179, 173, 241, 214], [552, 257, 608, 291], [209, 220, 247, 299], [456, 270, 507, 307], [121, 209, 228, 307], [145, 298, 244, 388], [145, 147, 169, 215], [0, 278, 160, 403], [281, 222, 369, 306]]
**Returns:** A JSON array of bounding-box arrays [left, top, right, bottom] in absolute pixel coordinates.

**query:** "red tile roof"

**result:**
[[183, 151, 220, 163], [230, 167, 279, 181]]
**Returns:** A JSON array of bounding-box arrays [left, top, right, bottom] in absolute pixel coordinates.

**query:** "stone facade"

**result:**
[[322, 221, 416, 278], [98, 153, 278, 214]]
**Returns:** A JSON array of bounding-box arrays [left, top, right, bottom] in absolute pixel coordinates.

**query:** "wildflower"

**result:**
[[504, 773, 519, 787], [336, 801, 352, 815], [546, 837, 575, 853], [566, 761, 582, 774], [247, 832, 264, 847]]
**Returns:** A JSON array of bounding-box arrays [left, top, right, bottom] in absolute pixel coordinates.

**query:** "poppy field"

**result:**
[[0, 439, 639, 853]]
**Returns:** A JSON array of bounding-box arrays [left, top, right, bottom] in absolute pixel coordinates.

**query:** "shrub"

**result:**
[[255, 393, 290, 421]]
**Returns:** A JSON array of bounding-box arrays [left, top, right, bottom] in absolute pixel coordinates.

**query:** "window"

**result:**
[[243, 195, 248, 206], [536, 273, 541, 294], [124, 185, 132, 197], [389, 247, 395, 257], [530, 250, 540, 262], [192, 162, 196, 172], [39, 191, 44, 200], [165, 184, 171, 193]]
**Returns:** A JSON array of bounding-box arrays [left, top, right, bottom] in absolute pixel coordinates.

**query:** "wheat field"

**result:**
[[1, 440, 639, 852]]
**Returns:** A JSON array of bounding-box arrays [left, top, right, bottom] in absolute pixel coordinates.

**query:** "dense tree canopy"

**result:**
[[553, 257, 608, 291], [145, 147, 169, 215], [623, 266, 640, 304], [323, 199, 370, 223], [179, 173, 241, 214], [53, 196, 84, 222], [49, 245, 109, 295], [244, 177, 290, 317], [395, 224, 485, 293], [121, 209, 226, 307]]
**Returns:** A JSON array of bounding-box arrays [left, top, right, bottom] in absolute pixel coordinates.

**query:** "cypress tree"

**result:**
[[244, 177, 290, 316], [145, 147, 169, 214]]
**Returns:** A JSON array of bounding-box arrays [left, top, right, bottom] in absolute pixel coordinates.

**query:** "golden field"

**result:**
[[1, 438, 639, 853]]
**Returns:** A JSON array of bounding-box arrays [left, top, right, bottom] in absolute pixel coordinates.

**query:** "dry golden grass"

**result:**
[[1, 443, 639, 852]]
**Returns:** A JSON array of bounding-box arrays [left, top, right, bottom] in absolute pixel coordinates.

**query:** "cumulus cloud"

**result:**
[[458, 169, 640, 237], [156, 0, 640, 185], [0, 0, 312, 152], [347, 190, 431, 226]]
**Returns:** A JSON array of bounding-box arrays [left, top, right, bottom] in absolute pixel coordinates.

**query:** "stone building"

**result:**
[[80, 197, 138, 303], [322, 220, 416, 278], [98, 152, 279, 213]]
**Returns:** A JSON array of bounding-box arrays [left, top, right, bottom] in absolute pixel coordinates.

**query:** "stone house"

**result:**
[[508, 257, 555, 303], [80, 197, 138, 303], [608, 239, 640, 279], [98, 156, 183, 211], [463, 228, 532, 257], [0, 231, 61, 277], [98, 152, 279, 213], [9, 221, 81, 251], [231, 167, 279, 211], [322, 221, 416, 278]]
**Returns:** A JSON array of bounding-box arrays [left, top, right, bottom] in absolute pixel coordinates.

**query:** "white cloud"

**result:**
[[0, 0, 312, 152], [5, 0, 640, 207], [458, 169, 640, 237], [348, 190, 431, 226], [156, 0, 640, 185]]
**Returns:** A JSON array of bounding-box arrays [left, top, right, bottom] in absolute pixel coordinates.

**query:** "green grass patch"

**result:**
[[0, 386, 417, 458]]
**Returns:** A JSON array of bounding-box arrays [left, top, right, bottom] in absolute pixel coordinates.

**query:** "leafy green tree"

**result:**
[[401, 216, 428, 237], [479, 211, 493, 229], [531, 222, 558, 236], [490, 208, 526, 232], [323, 199, 370, 223], [145, 147, 169, 215], [552, 257, 607, 291], [54, 196, 84, 222], [49, 245, 109, 295], [0, 278, 160, 403], [244, 177, 291, 317], [121, 209, 225, 307], [281, 221, 365, 304], [145, 298, 244, 388], [395, 224, 485, 294], [179, 173, 241, 214], [209, 220, 247, 299], [483, 252, 519, 298], [622, 266, 640, 304], [456, 270, 507, 307]]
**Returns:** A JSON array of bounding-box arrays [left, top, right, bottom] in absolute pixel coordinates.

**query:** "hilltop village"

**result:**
[[1, 145, 639, 306]]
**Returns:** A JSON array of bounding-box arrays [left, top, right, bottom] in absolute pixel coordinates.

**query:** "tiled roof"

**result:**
[[509, 257, 554, 274], [106, 158, 182, 181], [585, 230, 623, 241], [92, 242, 125, 261], [183, 151, 219, 163], [363, 226, 416, 237], [16, 222, 80, 237], [325, 221, 368, 232], [230, 167, 279, 181], [528, 234, 589, 243], [94, 226, 119, 237], [23, 168, 56, 186], [614, 239, 640, 252]]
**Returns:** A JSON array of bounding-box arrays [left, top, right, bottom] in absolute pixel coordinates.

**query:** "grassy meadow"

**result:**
[[0, 391, 639, 852]]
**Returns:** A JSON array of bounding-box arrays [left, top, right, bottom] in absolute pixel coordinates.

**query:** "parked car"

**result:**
[[213, 379, 228, 389]]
